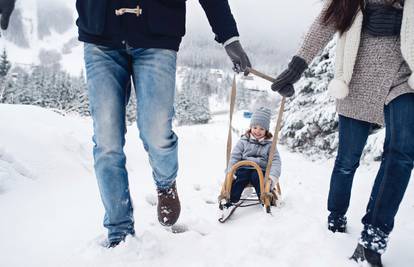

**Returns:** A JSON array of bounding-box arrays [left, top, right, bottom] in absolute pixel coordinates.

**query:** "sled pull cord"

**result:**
[[115, 5, 143, 16]]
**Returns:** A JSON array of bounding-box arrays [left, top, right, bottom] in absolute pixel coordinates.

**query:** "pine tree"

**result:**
[[175, 69, 211, 125], [72, 70, 89, 116], [280, 40, 337, 159], [8, 69, 30, 104], [126, 82, 137, 125], [0, 49, 11, 77]]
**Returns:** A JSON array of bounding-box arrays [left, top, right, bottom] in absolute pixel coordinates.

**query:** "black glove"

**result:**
[[271, 56, 308, 97], [224, 40, 251, 75], [0, 0, 15, 30]]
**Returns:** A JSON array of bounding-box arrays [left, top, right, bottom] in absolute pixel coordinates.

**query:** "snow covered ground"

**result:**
[[0, 104, 413, 267]]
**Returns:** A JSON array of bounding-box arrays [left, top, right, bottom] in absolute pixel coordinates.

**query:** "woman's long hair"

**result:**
[[323, 0, 401, 34]]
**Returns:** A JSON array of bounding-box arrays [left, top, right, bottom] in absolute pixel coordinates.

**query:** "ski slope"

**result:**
[[0, 104, 413, 267]]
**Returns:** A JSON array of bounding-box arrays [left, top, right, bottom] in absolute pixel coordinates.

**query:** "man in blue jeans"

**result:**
[[76, 0, 251, 248]]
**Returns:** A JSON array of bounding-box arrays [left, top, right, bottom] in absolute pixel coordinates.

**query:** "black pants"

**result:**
[[230, 168, 264, 203]]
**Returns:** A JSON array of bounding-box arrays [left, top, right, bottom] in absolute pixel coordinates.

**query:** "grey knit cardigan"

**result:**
[[297, 0, 413, 125]]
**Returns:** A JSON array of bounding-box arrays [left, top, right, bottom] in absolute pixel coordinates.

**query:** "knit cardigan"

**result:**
[[297, 0, 413, 125], [329, 0, 414, 99]]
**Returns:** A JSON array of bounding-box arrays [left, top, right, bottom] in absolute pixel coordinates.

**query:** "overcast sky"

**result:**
[[185, 0, 323, 53]]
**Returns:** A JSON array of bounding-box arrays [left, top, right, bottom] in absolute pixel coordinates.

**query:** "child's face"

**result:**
[[251, 125, 266, 139]]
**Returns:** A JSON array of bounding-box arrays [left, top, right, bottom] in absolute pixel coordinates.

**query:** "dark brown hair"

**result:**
[[322, 0, 401, 34], [245, 129, 273, 140]]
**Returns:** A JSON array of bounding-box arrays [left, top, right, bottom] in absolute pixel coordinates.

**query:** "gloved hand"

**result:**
[[224, 40, 251, 75], [0, 0, 15, 30], [271, 56, 308, 97]]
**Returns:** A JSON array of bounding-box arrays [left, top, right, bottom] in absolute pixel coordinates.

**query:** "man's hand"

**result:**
[[0, 0, 16, 30], [224, 40, 251, 75], [271, 56, 308, 97]]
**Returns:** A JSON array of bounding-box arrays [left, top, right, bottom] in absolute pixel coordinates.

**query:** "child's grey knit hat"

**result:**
[[250, 107, 271, 131]]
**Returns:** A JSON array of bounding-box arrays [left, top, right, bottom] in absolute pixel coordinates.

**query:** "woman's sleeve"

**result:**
[[296, 0, 337, 64]]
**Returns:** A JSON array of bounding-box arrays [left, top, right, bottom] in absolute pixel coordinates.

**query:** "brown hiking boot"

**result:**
[[157, 182, 181, 226]]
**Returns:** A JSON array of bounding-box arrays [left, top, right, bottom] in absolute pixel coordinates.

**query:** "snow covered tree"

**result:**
[[0, 49, 13, 103], [71, 70, 90, 116], [0, 49, 11, 77], [126, 82, 137, 125], [1, 66, 29, 104], [175, 69, 211, 125], [1, 64, 89, 116], [280, 40, 338, 159], [236, 80, 251, 111]]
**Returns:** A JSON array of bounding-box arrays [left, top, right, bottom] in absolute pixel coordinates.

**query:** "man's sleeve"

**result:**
[[198, 0, 239, 44]]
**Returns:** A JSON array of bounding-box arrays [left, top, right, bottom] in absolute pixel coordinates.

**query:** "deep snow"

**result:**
[[0, 104, 413, 267]]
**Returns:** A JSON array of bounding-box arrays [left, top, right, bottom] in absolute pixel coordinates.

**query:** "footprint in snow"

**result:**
[[205, 199, 216, 205], [145, 194, 157, 206], [193, 184, 201, 191]]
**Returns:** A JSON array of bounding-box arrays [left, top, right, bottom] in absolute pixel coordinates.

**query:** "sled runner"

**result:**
[[218, 68, 285, 222]]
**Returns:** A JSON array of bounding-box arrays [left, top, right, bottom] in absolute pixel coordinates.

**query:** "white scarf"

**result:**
[[328, 0, 414, 99]]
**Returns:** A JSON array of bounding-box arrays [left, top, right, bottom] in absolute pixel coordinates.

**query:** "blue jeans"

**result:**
[[328, 115, 372, 219], [84, 43, 179, 242], [329, 93, 414, 252]]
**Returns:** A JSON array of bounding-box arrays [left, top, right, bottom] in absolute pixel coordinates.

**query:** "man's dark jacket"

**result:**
[[76, 0, 239, 51]]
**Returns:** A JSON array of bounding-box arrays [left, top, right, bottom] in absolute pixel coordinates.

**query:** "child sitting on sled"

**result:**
[[226, 106, 281, 204]]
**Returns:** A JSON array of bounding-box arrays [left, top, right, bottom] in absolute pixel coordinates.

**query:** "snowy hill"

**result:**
[[0, 0, 80, 74], [1, 104, 413, 267]]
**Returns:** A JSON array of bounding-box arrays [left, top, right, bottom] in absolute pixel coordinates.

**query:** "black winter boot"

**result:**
[[107, 240, 121, 248], [350, 243, 383, 267], [105, 231, 135, 248], [157, 182, 181, 226], [328, 215, 347, 233]]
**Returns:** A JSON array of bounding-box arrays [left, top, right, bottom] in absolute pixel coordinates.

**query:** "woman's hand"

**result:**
[[271, 56, 308, 97]]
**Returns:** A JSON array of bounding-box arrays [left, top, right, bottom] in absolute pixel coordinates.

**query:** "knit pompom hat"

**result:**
[[250, 107, 271, 131]]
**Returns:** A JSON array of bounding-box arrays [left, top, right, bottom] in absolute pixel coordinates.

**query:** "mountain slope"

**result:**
[[1, 0, 81, 74]]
